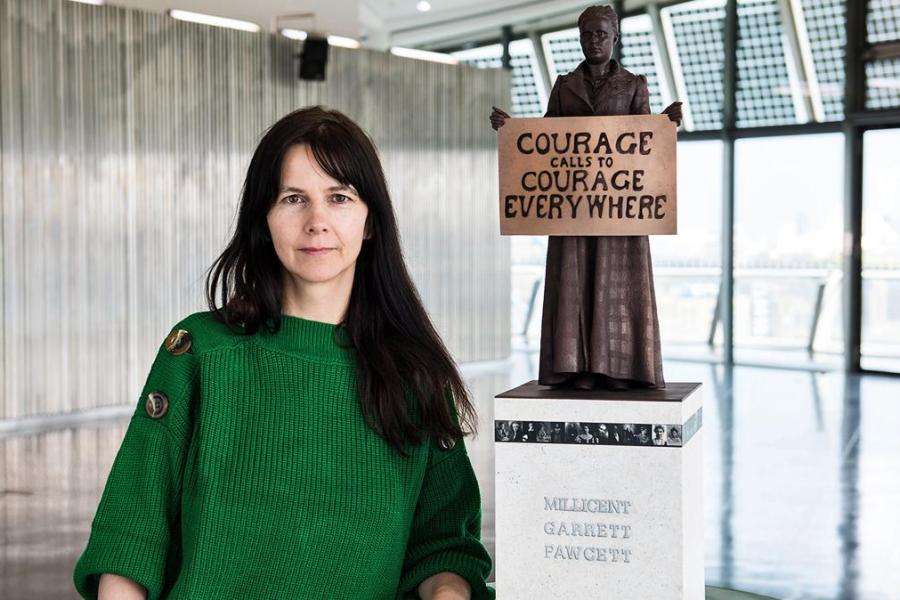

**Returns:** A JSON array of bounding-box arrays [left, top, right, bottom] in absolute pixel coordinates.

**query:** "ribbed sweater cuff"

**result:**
[[402, 551, 496, 600], [73, 525, 167, 600]]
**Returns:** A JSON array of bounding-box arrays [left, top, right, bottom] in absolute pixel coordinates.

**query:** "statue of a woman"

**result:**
[[491, 5, 682, 390]]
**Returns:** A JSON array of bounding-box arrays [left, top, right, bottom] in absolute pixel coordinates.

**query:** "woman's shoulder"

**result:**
[[613, 64, 646, 85], [165, 310, 254, 358]]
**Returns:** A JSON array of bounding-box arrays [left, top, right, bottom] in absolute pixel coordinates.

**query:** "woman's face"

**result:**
[[267, 144, 369, 292], [579, 17, 616, 65]]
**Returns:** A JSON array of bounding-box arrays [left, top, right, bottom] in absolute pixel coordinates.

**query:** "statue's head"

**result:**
[[577, 5, 619, 66]]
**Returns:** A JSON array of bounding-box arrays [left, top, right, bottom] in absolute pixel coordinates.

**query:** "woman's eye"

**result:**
[[284, 194, 304, 204], [332, 194, 351, 204]]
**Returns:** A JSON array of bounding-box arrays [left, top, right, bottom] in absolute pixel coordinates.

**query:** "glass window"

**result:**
[[733, 134, 844, 363], [452, 39, 547, 117], [661, 0, 726, 131], [798, 0, 845, 121], [651, 141, 723, 354], [736, 0, 801, 127], [867, 0, 900, 44], [541, 27, 582, 81], [541, 16, 670, 112], [453, 40, 548, 338], [862, 128, 900, 372], [865, 58, 900, 110], [511, 234, 547, 340], [620, 14, 671, 113]]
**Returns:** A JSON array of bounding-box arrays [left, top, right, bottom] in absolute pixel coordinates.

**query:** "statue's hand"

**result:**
[[490, 106, 511, 131], [662, 101, 683, 127]]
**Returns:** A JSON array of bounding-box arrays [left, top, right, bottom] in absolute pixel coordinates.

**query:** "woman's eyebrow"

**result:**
[[279, 185, 358, 194], [330, 184, 359, 194]]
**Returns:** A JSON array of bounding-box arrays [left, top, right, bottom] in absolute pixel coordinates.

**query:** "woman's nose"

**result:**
[[304, 203, 329, 234]]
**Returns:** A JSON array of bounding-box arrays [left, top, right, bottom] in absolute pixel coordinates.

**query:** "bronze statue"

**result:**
[[491, 5, 682, 391]]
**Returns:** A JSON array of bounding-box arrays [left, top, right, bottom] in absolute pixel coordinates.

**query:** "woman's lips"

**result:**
[[300, 247, 334, 256]]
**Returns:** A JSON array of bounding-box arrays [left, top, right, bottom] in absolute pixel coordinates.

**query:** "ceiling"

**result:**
[[96, 0, 657, 49]]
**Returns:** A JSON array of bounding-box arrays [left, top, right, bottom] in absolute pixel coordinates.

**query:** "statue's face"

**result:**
[[579, 16, 617, 65]]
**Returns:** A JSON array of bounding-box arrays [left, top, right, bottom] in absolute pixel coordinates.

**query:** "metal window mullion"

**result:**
[[659, 5, 695, 131], [779, 0, 821, 122], [842, 0, 866, 372], [501, 25, 512, 70], [647, 3, 679, 110], [528, 30, 553, 100], [721, 0, 738, 365]]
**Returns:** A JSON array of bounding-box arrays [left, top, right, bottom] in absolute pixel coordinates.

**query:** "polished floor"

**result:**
[[1, 350, 899, 599]]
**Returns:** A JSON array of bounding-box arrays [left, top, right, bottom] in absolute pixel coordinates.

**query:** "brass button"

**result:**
[[164, 329, 192, 355], [437, 437, 456, 450], [145, 391, 169, 419]]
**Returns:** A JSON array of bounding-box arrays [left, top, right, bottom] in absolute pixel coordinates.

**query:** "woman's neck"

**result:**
[[280, 271, 354, 325], [584, 60, 611, 79]]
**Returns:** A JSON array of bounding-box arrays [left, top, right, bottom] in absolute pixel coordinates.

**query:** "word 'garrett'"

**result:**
[[544, 521, 633, 538]]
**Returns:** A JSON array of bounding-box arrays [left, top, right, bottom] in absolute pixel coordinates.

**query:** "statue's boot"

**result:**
[[541, 373, 573, 387], [572, 373, 596, 390], [604, 375, 630, 391]]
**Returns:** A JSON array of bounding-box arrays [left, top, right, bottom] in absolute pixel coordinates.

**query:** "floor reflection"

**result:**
[[1, 353, 898, 599]]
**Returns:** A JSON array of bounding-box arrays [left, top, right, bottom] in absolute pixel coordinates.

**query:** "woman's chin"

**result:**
[[287, 267, 349, 287]]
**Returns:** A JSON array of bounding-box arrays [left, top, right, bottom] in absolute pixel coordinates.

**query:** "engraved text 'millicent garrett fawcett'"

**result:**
[[542, 496, 635, 563]]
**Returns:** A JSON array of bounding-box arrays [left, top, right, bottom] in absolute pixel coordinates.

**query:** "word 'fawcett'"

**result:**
[[498, 115, 677, 236]]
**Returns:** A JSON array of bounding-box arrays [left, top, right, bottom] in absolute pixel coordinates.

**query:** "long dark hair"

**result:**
[[205, 105, 477, 456]]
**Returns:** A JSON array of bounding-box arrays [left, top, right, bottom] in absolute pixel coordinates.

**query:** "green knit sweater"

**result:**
[[73, 311, 494, 599]]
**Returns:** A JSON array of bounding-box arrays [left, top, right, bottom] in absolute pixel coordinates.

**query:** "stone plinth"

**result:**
[[494, 381, 703, 599]]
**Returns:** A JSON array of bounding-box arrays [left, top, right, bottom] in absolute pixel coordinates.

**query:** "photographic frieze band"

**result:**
[[494, 407, 702, 446]]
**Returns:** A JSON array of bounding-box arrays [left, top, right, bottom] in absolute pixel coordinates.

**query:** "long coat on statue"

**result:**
[[538, 58, 665, 387]]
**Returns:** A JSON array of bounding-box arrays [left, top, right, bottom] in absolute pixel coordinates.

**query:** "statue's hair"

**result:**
[[577, 5, 619, 36]]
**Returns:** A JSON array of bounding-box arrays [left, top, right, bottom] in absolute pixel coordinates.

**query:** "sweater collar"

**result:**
[[257, 314, 356, 364]]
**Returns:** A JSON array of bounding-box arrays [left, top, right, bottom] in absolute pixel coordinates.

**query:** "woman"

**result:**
[[669, 426, 683, 445], [575, 424, 594, 444], [523, 421, 537, 441], [73, 107, 493, 600], [491, 4, 682, 390], [652, 425, 668, 446], [536, 423, 552, 443], [550, 422, 564, 443]]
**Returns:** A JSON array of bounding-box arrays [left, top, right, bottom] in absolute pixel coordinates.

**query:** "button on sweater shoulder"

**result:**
[[73, 310, 494, 599]]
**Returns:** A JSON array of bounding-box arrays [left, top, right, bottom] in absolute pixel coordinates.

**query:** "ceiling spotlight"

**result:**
[[281, 28, 308, 41], [391, 47, 458, 65], [168, 9, 260, 32], [416, 1, 432, 12], [327, 35, 361, 49]]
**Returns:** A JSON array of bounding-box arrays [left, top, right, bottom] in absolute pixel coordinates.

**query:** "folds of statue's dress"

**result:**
[[538, 59, 665, 388]]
